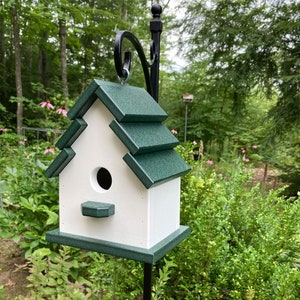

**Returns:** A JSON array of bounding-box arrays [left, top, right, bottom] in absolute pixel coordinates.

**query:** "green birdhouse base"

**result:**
[[46, 226, 190, 264]]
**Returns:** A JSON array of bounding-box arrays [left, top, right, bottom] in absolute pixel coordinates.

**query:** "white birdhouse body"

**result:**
[[58, 99, 180, 248], [46, 80, 190, 263]]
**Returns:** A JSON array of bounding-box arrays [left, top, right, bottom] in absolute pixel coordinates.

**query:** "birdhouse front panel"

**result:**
[[46, 80, 191, 258], [59, 99, 153, 248]]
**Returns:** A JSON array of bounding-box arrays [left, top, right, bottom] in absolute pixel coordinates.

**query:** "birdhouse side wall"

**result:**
[[148, 178, 181, 247]]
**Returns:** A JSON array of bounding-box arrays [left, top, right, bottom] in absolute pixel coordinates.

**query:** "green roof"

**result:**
[[124, 150, 190, 188], [109, 121, 179, 155], [68, 80, 167, 122], [46, 80, 190, 188]]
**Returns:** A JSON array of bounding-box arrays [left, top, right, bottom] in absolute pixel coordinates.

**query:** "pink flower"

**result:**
[[251, 145, 257, 149], [243, 157, 250, 162], [171, 129, 178, 134], [241, 147, 246, 154], [206, 159, 213, 165], [56, 107, 67, 116], [40, 100, 54, 109], [44, 147, 55, 154], [19, 139, 26, 145]]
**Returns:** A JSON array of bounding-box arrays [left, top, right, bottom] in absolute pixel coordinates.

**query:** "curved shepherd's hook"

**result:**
[[114, 30, 152, 96], [114, 4, 162, 103]]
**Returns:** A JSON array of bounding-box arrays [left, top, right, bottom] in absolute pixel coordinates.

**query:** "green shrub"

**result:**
[[0, 144, 59, 257], [24, 247, 175, 300], [25, 247, 93, 300], [165, 148, 300, 299], [0, 285, 3, 299], [25, 247, 144, 299]]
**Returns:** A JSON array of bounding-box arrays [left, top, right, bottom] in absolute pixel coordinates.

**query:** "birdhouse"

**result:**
[[46, 80, 190, 263]]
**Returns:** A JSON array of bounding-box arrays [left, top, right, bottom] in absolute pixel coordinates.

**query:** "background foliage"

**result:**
[[1, 0, 299, 193], [0, 0, 300, 298]]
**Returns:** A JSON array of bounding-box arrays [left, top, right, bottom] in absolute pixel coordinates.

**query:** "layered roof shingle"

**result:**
[[45, 80, 190, 188]]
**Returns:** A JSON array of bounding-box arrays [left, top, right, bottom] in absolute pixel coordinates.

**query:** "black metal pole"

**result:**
[[184, 102, 188, 142], [143, 263, 153, 300], [144, 6, 162, 299], [150, 4, 162, 102], [114, 6, 163, 298]]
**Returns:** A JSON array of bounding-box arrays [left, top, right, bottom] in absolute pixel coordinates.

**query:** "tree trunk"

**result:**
[[59, 19, 69, 104], [121, 0, 127, 21], [263, 163, 268, 183], [0, 9, 7, 99], [12, 0, 23, 135], [38, 31, 50, 94]]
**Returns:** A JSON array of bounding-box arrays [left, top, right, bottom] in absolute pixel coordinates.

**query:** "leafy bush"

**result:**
[[165, 145, 300, 299], [24, 247, 92, 300], [86, 254, 143, 299], [0, 285, 3, 299], [274, 132, 300, 198], [24, 247, 175, 300], [0, 141, 59, 257]]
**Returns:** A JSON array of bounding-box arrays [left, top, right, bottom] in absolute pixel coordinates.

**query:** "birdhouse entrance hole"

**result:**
[[91, 167, 112, 191]]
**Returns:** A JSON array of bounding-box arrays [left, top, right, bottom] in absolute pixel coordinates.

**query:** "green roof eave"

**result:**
[[109, 120, 179, 155], [123, 149, 191, 189], [67, 80, 100, 120], [56, 118, 87, 149], [45, 148, 75, 178]]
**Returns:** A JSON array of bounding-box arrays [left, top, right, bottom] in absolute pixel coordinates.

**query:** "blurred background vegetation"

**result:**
[[1, 0, 299, 196], [0, 0, 299, 298]]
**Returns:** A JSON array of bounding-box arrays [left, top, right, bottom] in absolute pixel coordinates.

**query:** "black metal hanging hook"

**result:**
[[114, 30, 152, 93], [114, 4, 162, 102]]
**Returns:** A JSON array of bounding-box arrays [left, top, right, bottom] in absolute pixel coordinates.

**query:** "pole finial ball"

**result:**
[[151, 4, 162, 17]]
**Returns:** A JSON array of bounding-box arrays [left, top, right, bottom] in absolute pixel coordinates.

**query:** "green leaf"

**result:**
[[31, 247, 52, 259], [12, 235, 21, 243], [46, 211, 58, 225], [0, 180, 8, 193]]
